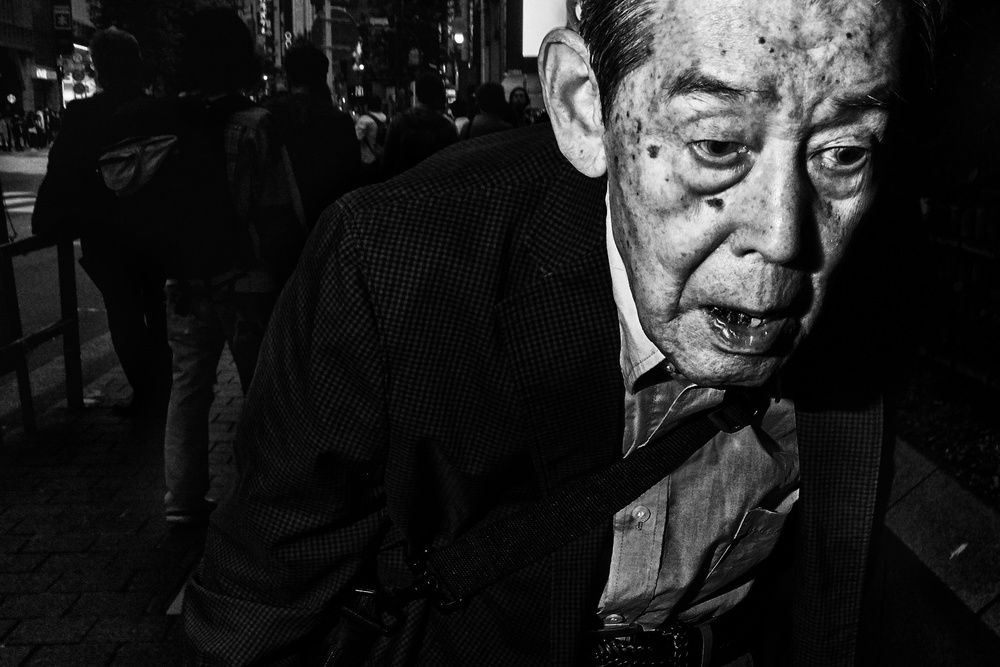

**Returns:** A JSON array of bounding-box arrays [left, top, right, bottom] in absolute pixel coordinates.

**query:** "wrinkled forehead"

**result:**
[[631, 0, 904, 107]]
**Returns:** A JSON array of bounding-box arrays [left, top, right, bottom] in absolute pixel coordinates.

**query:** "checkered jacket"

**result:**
[[182, 124, 891, 666]]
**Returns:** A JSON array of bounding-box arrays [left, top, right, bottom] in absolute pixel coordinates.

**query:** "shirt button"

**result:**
[[631, 505, 650, 522]]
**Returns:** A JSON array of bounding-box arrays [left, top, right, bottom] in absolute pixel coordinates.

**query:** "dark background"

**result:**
[[895, 0, 1000, 508]]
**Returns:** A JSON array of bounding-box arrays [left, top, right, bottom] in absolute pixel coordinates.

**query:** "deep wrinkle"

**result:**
[[601, 0, 903, 387]]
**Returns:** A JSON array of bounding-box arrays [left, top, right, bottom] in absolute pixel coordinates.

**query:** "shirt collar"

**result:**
[[605, 190, 669, 391]]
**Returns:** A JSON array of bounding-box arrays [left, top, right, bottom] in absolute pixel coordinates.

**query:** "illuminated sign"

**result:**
[[34, 67, 58, 81], [53, 6, 72, 30], [259, 0, 272, 36]]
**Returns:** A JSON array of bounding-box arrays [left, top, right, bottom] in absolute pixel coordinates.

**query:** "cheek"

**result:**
[[813, 194, 870, 275]]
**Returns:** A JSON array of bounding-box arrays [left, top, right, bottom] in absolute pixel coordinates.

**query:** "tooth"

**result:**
[[749, 317, 763, 327]]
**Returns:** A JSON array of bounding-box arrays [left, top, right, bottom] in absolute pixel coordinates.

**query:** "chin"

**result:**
[[668, 345, 786, 388]]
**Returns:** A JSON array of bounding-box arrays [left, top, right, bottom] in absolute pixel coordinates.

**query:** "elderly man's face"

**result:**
[[605, 0, 903, 386]]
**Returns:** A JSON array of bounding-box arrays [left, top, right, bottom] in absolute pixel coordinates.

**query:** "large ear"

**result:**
[[539, 28, 606, 177]]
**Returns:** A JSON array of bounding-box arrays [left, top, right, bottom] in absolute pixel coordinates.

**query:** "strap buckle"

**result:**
[[707, 391, 761, 433], [394, 549, 466, 613]]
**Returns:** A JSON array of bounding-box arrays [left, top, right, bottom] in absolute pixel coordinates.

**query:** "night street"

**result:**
[[1, 149, 120, 423]]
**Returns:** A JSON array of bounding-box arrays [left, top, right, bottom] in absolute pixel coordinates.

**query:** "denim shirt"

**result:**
[[599, 206, 800, 629]]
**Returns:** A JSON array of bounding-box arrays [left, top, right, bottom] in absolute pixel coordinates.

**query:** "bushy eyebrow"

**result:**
[[666, 68, 776, 103], [831, 85, 899, 113], [667, 68, 898, 114]]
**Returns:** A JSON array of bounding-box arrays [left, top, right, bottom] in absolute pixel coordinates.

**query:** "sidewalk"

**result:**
[[0, 351, 242, 666]]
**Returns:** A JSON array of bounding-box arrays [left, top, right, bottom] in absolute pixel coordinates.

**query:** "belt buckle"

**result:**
[[593, 621, 643, 641]]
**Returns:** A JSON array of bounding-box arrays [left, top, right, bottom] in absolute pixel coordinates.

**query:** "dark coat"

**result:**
[[32, 89, 143, 251], [381, 106, 457, 178], [183, 124, 891, 666], [264, 91, 361, 228]]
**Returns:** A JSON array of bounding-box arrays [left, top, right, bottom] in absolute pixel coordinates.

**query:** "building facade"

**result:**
[[0, 1, 73, 116]]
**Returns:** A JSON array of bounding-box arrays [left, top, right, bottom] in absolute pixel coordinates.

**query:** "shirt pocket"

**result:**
[[700, 502, 795, 598]]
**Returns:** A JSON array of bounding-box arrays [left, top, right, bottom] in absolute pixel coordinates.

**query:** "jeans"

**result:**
[[163, 280, 275, 515]]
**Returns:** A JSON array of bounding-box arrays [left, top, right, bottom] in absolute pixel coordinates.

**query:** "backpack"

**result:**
[[98, 94, 255, 280]]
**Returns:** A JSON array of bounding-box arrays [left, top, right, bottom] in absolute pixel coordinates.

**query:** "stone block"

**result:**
[[3, 616, 95, 644], [0, 572, 58, 594], [0, 593, 77, 619], [886, 469, 1000, 613], [0, 645, 31, 666], [85, 616, 173, 643], [890, 440, 937, 506], [27, 643, 117, 666], [0, 553, 45, 573]]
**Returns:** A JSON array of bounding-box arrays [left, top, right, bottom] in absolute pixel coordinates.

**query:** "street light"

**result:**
[[451, 16, 466, 46]]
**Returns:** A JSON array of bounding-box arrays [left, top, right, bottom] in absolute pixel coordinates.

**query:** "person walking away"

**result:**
[[466, 81, 514, 138], [32, 27, 171, 420], [105, 8, 307, 525], [265, 43, 360, 228], [381, 73, 457, 178], [355, 93, 388, 184]]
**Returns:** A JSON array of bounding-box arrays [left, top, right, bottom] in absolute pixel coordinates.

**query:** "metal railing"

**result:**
[[0, 234, 83, 438]]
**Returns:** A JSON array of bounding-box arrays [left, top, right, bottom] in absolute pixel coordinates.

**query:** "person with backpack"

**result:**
[[33, 27, 172, 421], [355, 93, 388, 184], [381, 73, 457, 179], [102, 8, 306, 525], [265, 43, 361, 227]]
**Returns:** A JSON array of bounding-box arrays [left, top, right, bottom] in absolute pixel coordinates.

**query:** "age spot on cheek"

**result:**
[[647, 145, 660, 158], [706, 198, 724, 211]]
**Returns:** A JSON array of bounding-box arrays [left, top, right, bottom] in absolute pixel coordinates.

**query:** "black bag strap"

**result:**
[[407, 389, 762, 609], [321, 390, 762, 666]]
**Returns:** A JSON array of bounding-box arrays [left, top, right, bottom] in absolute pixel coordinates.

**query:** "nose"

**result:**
[[730, 145, 808, 265]]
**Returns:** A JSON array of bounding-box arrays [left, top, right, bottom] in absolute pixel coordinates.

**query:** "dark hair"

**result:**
[[475, 82, 507, 115], [415, 73, 446, 112], [284, 43, 328, 89], [178, 8, 260, 94], [449, 98, 468, 118], [508, 86, 530, 107], [577, 0, 655, 124], [91, 27, 143, 92], [577, 0, 948, 124], [366, 93, 382, 113]]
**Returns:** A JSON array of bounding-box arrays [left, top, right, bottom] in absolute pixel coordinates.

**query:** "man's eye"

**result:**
[[819, 145, 869, 173], [691, 140, 750, 166]]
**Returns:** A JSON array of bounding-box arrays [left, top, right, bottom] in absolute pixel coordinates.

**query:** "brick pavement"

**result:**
[[0, 351, 242, 666]]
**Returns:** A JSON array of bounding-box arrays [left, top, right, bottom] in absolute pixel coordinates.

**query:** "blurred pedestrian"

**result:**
[[508, 85, 531, 128], [32, 27, 172, 421], [266, 42, 360, 227], [0, 114, 11, 151], [106, 8, 306, 525], [354, 92, 388, 184], [450, 97, 470, 139], [11, 113, 24, 150], [381, 72, 456, 178], [466, 81, 513, 138]]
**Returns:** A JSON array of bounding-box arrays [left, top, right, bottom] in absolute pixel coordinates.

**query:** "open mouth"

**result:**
[[705, 305, 790, 354]]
